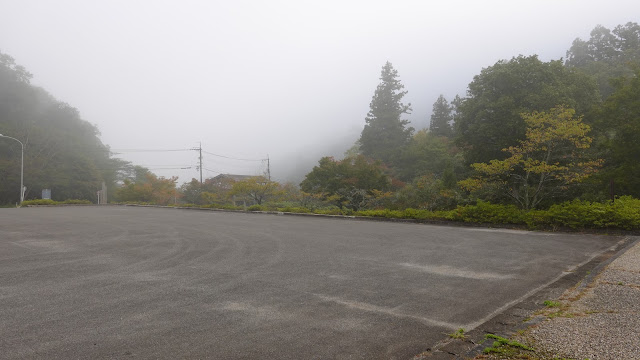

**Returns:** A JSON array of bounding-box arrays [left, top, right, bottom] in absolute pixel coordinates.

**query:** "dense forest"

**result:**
[[301, 22, 640, 211], [2, 22, 639, 218]]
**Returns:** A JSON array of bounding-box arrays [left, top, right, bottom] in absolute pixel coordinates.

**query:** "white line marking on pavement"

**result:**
[[399, 263, 513, 280], [315, 294, 461, 330]]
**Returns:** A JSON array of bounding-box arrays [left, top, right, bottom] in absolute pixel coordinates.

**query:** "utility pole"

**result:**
[[267, 154, 271, 181], [199, 142, 203, 184]]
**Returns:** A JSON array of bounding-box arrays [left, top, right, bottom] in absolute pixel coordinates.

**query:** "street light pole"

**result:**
[[0, 133, 25, 205]]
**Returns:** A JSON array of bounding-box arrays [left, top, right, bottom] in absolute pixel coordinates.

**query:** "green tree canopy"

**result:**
[[455, 55, 600, 166], [300, 155, 391, 210], [394, 130, 463, 183], [359, 62, 413, 164], [429, 95, 453, 137], [590, 67, 640, 197]]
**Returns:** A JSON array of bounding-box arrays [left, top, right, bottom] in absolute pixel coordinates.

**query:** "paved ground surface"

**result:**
[[0, 206, 626, 359]]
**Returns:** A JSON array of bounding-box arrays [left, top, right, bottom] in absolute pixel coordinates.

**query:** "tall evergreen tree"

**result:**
[[359, 62, 413, 164], [429, 95, 453, 137]]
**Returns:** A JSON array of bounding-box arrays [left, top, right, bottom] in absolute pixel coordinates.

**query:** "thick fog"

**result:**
[[1, 0, 638, 184]]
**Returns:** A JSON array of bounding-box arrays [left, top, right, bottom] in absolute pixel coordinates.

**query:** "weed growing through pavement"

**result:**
[[482, 334, 533, 355], [448, 328, 466, 339], [543, 300, 561, 308]]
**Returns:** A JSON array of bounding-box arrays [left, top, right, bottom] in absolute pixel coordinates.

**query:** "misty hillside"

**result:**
[[0, 52, 129, 203]]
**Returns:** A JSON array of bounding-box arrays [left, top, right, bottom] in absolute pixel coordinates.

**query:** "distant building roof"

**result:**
[[210, 174, 253, 182]]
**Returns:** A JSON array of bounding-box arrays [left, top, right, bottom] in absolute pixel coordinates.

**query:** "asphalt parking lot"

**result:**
[[0, 206, 624, 359]]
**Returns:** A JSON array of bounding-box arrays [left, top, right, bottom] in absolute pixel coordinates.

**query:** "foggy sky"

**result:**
[[1, 0, 638, 183]]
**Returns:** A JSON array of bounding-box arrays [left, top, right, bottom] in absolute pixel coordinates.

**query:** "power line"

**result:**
[[110, 148, 193, 152], [202, 150, 266, 162], [147, 167, 193, 170]]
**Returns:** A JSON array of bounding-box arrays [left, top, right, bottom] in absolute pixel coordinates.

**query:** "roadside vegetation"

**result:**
[[2, 22, 639, 231], [21, 199, 92, 206]]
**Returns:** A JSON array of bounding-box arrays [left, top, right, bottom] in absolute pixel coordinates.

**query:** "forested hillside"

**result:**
[[300, 22, 640, 211], [0, 52, 129, 204]]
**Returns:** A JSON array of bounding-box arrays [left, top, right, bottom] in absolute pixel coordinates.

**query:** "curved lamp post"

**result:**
[[0, 133, 24, 205]]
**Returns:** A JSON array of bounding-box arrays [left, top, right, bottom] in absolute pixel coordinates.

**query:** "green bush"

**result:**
[[21, 199, 57, 206], [314, 208, 345, 216], [356, 209, 404, 218], [352, 198, 639, 230], [448, 201, 526, 224], [61, 199, 92, 205], [544, 196, 640, 230], [21, 199, 93, 206], [247, 204, 265, 211], [200, 204, 242, 210], [277, 206, 311, 213]]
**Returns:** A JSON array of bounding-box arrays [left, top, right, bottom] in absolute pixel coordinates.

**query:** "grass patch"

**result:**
[[483, 334, 534, 355], [448, 328, 466, 339], [543, 300, 561, 308]]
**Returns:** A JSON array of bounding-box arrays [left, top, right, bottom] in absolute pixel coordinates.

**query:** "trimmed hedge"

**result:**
[[355, 197, 640, 230], [22, 199, 93, 206], [543, 196, 640, 230]]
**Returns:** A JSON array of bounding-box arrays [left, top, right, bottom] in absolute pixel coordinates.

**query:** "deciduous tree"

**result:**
[[459, 106, 602, 209], [230, 176, 282, 205], [115, 170, 179, 205]]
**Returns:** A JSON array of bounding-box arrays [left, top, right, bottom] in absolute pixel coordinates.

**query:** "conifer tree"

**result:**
[[429, 95, 453, 137], [359, 62, 413, 164]]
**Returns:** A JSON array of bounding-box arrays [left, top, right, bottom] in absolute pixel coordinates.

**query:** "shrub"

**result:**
[[449, 201, 525, 224], [21, 199, 57, 206], [545, 196, 640, 230], [21, 199, 93, 206], [351, 197, 639, 230], [356, 209, 404, 218], [61, 199, 92, 205], [277, 206, 311, 213], [314, 208, 344, 216]]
